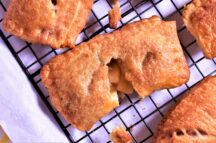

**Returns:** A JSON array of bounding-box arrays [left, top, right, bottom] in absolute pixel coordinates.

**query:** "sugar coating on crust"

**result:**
[[153, 76, 216, 143], [183, 0, 216, 58], [40, 16, 189, 131], [3, 0, 93, 48]]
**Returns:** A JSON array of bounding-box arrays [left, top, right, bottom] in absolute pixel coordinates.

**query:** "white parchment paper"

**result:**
[[0, 38, 69, 143]]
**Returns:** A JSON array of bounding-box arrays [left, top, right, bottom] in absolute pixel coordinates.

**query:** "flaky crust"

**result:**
[[3, 0, 93, 48], [153, 76, 216, 143], [183, 0, 216, 58], [41, 16, 189, 131]]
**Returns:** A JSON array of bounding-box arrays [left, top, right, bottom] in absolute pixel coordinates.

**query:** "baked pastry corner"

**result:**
[[153, 76, 216, 143], [183, 0, 216, 58]]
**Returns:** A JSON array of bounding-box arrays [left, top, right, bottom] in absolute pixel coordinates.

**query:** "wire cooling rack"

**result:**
[[0, 0, 216, 142]]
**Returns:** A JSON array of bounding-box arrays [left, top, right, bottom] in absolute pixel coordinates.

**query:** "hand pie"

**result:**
[[41, 16, 189, 131], [183, 0, 216, 58], [3, 0, 93, 48], [153, 76, 216, 143]]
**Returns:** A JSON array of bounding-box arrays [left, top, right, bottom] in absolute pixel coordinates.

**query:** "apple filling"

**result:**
[[108, 60, 133, 94]]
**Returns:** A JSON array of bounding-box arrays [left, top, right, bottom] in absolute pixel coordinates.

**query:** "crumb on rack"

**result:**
[[109, 0, 122, 29], [110, 126, 132, 143]]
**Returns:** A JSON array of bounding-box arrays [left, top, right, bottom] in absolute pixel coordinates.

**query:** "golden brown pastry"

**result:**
[[153, 76, 216, 143], [109, 0, 122, 29], [3, 0, 93, 48], [110, 126, 132, 143], [41, 16, 189, 131], [183, 0, 216, 58]]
